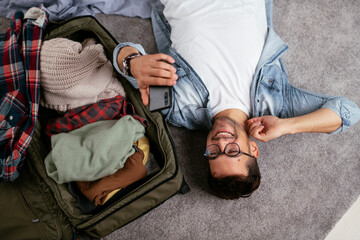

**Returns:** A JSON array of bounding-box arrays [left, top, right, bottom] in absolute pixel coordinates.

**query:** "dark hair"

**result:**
[[207, 157, 261, 200]]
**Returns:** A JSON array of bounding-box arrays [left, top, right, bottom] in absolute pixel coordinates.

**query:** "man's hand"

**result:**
[[130, 54, 177, 105], [117, 46, 178, 105], [247, 116, 286, 142]]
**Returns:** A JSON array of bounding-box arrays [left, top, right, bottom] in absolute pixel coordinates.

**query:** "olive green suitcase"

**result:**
[[0, 16, 189, 239]]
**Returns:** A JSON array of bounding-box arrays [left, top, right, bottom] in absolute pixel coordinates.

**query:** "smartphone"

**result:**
[[149, 86, 172, 112]]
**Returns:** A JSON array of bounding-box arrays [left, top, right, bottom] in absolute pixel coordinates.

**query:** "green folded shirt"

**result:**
[[45, 115, 145, 184]]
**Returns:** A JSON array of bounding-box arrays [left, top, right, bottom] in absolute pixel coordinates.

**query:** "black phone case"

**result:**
[[149, 86, 172, 112]]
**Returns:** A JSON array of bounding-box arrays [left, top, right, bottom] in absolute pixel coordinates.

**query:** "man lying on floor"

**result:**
[[113, 0, 360, 199]]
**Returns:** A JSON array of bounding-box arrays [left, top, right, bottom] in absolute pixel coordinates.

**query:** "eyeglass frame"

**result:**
[[204, 142, 255, 160]]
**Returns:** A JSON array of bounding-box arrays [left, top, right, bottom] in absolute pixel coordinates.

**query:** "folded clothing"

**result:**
[[99, 136, 151, 204], [134, 136, 150, 166], [45, 116, 145, 184], [77, 149, 147, 205], [68, 137, 161, 212], [45, 95, 149, 140], [40, 38, 126, 112]]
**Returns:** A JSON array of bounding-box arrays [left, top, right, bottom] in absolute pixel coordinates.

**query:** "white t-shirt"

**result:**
[[162, 0, 267, 117]]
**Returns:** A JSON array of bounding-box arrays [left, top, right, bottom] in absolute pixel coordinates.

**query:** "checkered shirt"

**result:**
[[45, 95, 149, 140], [0, 10, 48, 181]]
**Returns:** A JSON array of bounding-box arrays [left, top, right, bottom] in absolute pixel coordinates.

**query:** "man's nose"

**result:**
[[217, 140, 229, 152]]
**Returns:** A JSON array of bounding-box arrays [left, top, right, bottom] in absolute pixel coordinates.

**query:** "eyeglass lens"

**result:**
[[206, 143, 240, 157]]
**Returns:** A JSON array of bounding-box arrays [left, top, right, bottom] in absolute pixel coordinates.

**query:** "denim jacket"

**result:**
[[113, 0, 360, 133]]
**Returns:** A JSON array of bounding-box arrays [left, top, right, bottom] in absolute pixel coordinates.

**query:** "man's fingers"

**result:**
[[151, 60, 177, 73], [148, 68, 178, 80], [248, 121, 261, 134], [250, 125, 265, 139], [247, 117, 263, 125], [154, 53, 175, 64], [145, 76, 177, 86], [140, 88, 149, 106], [247, 118, 258, 124]]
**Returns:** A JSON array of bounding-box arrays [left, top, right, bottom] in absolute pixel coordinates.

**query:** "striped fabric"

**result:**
[[0, 9, 48, 181]]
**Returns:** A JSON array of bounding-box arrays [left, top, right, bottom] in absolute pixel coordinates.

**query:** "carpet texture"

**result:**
[[1, 1, 359, 239]]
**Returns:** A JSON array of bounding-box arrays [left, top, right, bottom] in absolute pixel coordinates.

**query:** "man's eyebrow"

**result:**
[[213, 155, 242, 161]]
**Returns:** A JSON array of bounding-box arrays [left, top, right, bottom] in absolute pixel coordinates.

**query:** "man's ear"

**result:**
[[250, 140, 259, 158]]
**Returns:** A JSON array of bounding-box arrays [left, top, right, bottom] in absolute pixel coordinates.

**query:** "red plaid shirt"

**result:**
[[0, 9, 48, 181], [45, 95, 149, 140]]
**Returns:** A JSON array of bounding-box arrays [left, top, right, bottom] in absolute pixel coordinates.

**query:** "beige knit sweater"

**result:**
[[40, 38, 126, 112]]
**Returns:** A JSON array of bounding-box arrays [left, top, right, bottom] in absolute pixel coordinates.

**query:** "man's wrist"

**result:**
[[282, 118, 299, 135], [117, 46, 140, 72], [129, 57, 138, 77], [122, 52, 142, 77]]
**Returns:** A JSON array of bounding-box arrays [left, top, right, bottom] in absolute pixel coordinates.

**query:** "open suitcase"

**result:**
[[0, 16, 189, 239]]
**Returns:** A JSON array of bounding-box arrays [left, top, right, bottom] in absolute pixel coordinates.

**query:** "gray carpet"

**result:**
[[1, 0, 359, 239]]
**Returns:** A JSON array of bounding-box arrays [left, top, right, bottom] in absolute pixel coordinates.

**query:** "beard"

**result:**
[[209, 116, 249, 141]]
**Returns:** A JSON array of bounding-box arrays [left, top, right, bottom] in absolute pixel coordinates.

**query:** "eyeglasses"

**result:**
[[204, 143, 255, 160]]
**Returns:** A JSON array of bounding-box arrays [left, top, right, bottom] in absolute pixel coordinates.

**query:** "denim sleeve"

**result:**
[[284, 85, 360, 134], [322, 97, 360, 134], [112, 42, 147, 89]]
